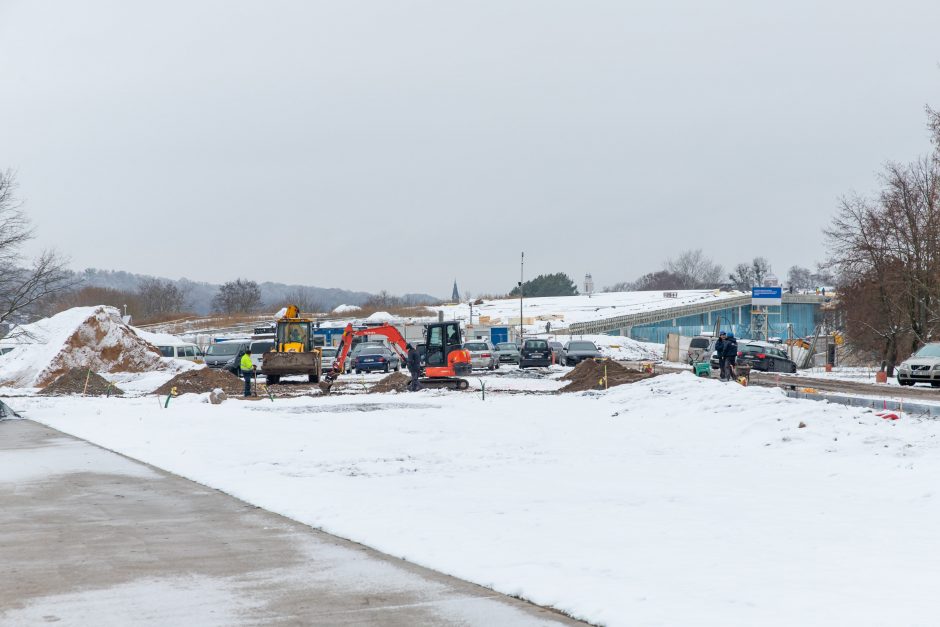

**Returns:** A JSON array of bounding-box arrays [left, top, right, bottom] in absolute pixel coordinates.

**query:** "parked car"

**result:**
[[710, 341, 797, 373], [249, 340, 274, 369], [687, 335, 714, 364], [897, 342, 940, 386], [156, 343, 204, 362], [561, 340, 602, 366], [204, 341, 250, 373], [352, 346, 401, 374], [463, 340, 500, 370], [496, 342, 521, 365], [320, 347, 338, 372], [345, 341, 385, 373], [520, 338, 552, 368], [548, 341, 564, 364]]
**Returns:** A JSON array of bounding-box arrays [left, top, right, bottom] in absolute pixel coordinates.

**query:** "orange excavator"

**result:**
[[320, 320, 471, 392]]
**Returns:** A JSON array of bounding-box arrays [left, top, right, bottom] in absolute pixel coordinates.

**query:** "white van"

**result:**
[[156, 343, 204, 362], [249, 339, 275, 369]]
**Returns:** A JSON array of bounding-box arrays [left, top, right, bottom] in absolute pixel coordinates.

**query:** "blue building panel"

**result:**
[[627, 303, 818, 345]]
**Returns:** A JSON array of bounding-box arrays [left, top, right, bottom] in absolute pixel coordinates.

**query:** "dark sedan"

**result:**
[[561, 340, 602, 366], [711, 342, 797, 373], [352, 346, 401, 373]]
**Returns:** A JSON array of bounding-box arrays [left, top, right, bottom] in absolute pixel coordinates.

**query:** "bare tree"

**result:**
[[282, 287, 322, 314], [665, 249, 724, 288], [137, 278, 187, 318], [212, 279, 262, 314], [728, 263, 754, 291], [787, 265, 813, 290], [0, 170, 73, 331]]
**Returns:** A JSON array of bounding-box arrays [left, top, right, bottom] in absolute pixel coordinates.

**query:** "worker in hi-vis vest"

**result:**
[[239, 349, 255, 397]]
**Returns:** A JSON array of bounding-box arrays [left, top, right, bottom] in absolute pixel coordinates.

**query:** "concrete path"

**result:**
[[0, 419, 584, 626]]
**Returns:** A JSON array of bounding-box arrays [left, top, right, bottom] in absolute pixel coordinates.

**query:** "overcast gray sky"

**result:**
[[2, 0, 940, 298]]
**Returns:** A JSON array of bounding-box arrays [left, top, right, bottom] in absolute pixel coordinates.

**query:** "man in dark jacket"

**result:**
[[714, 331, 727, 380], [722, 333, 738, 381], [406, 343, 422, 391]]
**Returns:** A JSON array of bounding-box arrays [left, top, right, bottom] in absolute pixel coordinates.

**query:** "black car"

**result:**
[[520, 338, 552, 368], [561, 340, 602, 366], [203, 341, 251, 374], [711, 342, 797, 373]]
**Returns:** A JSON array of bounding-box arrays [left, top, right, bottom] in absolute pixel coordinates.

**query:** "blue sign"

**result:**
[[751, 286, 782, 306]]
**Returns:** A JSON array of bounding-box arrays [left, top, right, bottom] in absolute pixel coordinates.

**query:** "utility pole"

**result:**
[[519, 251, 524, 343]]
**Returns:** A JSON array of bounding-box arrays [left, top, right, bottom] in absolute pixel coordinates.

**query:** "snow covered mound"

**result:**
[[365, 311, 394, 322], [0, 306, 165, 387], [333, 304, 361, 313]]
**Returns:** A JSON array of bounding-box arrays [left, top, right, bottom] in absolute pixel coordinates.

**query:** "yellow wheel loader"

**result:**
[[261, 305, 322, 384]]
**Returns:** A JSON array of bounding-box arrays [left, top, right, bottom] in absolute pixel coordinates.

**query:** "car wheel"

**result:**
[[267, 375, 280, 385], [356, 369, 362, 375], [789, 363, 797, 373], [384, 364, 389, 373], [308, 373, 319, 383], [395, 363, 400, 372], [932, 381, 940, 388]]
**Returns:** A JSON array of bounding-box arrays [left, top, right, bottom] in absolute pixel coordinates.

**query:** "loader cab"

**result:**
[[277, 320, 311, 353], [425, 321, 463, 368]]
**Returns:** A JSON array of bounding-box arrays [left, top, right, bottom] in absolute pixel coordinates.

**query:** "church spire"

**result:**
[[452, 279, 460, 302]]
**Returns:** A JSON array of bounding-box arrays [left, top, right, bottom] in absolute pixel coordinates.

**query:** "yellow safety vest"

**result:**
[[240, 353, 253, 371]]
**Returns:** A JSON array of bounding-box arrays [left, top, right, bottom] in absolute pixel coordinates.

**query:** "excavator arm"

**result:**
[[323, 323, 410, 388]]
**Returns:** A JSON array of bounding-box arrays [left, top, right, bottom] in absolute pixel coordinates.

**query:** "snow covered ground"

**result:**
[[16, 373, 940, 626], [434, 290, 743, 331], [791, 365, 901, 386]]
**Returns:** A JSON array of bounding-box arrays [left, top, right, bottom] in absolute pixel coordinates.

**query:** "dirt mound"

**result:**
[[153, 368, 244, 396], [0, 305, 166, 388], [561, 359, 654, 392], [372, 372, 412, 393], [41, 368, 124, 396]]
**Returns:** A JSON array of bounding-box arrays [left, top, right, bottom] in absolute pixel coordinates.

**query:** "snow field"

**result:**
[[19, 373, 940, 626]]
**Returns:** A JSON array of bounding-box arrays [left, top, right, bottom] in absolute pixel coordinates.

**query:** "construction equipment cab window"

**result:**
[[426, 322, 462, 367], [280, 322, 308, 348]]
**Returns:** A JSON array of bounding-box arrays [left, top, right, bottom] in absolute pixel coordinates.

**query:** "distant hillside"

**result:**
[[74, 269, 440, 314]]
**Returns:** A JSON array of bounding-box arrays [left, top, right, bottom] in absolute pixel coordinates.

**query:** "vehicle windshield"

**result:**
[[568, 342, 596, 350], [206, 343, 244, 356], [465, 343, 488, 351], [250, 342, 273, 354], [321, 348, 337, 357], [524, 340, 548, 349], [689, 338, 709, 348], [497, 343, 517, 351], [914, 343, 940, 358], [158, 346, 174, 357], [361, 347, 387, 356]]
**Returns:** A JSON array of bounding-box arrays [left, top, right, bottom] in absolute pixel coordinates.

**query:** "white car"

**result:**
[[320, 347, 338, 372], [897, 343, 940, 387], [463, 340, 500, 370], [156, 343, 204, 362]]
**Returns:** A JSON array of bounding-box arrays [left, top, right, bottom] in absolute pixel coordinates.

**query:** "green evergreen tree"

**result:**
[[509, 273, 578, 297]]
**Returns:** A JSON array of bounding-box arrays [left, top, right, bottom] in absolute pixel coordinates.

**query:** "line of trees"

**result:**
[[825, 110, 940, 372]]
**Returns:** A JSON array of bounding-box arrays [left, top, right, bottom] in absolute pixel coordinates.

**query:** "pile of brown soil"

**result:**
[[153, 368, 244, 396], [37, 306, 164, 386], [41, 368, 124, 396], [561, 359, 655, 392], [372, 372, 412, 393]]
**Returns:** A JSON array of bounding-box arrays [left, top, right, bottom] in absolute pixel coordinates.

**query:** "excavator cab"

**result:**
[[424, 321, 471, 378]]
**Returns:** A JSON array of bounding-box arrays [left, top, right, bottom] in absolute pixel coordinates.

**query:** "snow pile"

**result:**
[[0, 306, 166, 387], [365, 311, 394, 322], [333, 304, 361, 313], [133, 326, 188, 347]]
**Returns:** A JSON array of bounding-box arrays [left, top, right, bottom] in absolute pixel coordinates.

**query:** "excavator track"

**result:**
[[418, 377, 469, 391]]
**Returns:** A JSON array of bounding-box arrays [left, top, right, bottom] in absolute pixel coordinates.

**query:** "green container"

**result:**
[[693, 362, 711, 377]]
